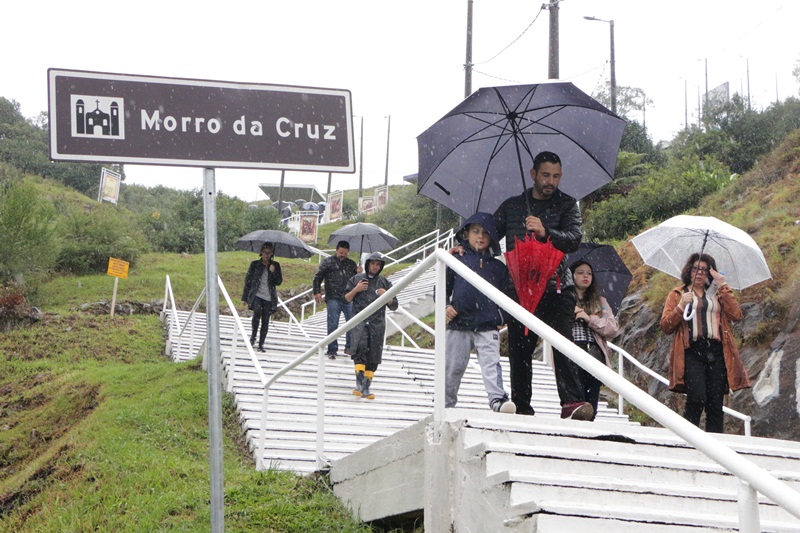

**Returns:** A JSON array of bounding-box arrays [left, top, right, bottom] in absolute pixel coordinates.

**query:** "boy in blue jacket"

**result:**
[[445, 212, 516, 413]]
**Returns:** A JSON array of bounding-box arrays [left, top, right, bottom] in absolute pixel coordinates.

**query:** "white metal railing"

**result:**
[[257, 252, 436, 470], [607, 340, 752, 436], [252, 249, 799, 530], [385, 315, 421, 349], [381, 228, 454, 266], [296, 228, 452, 325], [389, 304, 752, 436]]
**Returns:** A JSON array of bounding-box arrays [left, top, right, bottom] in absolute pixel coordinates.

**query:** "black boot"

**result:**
[[362, 377, 374, 400], [353, 371, 364, 397]]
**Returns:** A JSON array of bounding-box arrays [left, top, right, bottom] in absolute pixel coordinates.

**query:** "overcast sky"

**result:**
[[5, 1, 799, 202]]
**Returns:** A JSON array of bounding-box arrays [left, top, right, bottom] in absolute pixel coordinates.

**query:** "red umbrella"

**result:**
[[504, 235, 565, 335]]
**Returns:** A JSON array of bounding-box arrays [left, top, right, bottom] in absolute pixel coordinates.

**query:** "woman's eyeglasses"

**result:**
[[691, 266, 709, 273]]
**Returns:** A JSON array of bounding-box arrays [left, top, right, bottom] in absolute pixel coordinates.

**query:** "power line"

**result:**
[[473, 6, 546, 66], [472, 68, 521, 84]]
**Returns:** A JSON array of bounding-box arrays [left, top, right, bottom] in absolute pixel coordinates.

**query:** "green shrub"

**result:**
[[584, 156, 731, 241], [0, 179, 57, 284], [56, 203, 150, 275]]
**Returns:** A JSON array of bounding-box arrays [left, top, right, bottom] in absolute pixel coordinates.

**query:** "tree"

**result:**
[[0, 97, 118, 197], [0, 180, 58, 285], [593, 81, 653, 121], [371, 185, 460, 243]]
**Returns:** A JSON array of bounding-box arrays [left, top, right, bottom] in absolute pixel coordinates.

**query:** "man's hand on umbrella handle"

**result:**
[[448, 245, 465, 256], [314, 293, 323, 304], [525, 215, 546, 238], [445, 305, 458, 321], [357, 265, 364, 274]]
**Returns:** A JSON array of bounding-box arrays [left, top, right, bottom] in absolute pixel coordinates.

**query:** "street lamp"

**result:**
[[584, 16, 616, 114]]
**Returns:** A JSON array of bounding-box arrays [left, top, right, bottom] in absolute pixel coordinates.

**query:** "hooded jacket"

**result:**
[[493, 188, 582, 289], [345, 253, 399, 365], [446, 212, 514, 331]]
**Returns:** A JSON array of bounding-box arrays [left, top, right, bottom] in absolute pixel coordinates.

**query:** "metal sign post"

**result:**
[[48, 69, 355, 532], [203, 169, 224, 532]]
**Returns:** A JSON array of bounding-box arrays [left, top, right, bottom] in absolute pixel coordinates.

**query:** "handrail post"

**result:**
[[316, 345, 326, 470], [738, 479, 760, 533], [617, 351, 624, 416], [258, 388, 269, 471], [227, 326, 237, 394], [162, 275, 170, 322], [433, 256, 447, 435]]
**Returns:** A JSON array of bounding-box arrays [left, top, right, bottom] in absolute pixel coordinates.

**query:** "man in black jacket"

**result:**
[[493, 151, 591, 420], [313, 240, 359, 359]]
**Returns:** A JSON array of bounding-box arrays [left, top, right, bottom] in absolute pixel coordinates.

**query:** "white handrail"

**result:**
[[216, 276, 267, 386], [607, 340, 752, 436], [392, 305, 435, 336], [256, 250, 799, 528], [436, 249, 798, 527], [382, 228, 444, 265], [386, 315, 421, 349], [257, 252, 439, 469]]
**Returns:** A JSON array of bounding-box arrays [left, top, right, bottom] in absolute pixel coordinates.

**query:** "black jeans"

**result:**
[[508, 288, 581, 412], [574, 341, 606, 419], [251, 297, 272, 347], [683, 338, 727, 433]]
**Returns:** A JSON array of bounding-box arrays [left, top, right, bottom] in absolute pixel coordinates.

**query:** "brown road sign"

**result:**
[[48, 69, 355, 173]]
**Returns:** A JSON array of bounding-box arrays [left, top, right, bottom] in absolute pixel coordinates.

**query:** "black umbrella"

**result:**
[[328, 223, 400, 253], [236, 229, 314, 259], [564, 242, 632, 315], [417, 82, 626, 218]]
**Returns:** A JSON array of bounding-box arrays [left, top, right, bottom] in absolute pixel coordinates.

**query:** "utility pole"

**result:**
[[358, 116, 364, 202], [609, 19, 616, 113], [684, 79, 688, 129], [584, 16, 615, 114], [704, 58, 709, 120], [746, 58, 751, 111], [465, 0, 473, 97], [548, 1, 559, 79], [384, 115, 391, 187]]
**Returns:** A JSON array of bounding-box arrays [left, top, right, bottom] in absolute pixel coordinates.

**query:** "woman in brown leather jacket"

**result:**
[[660, 253, 750, 433]]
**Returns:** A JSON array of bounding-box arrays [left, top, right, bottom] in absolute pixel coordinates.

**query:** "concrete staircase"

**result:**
[[162, 262, 800, 531], [331, 412, 800, 531], [165, 311, 629, 475]]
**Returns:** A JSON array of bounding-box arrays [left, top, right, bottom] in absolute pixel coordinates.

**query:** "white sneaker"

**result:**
[[492, 399, 517, 414]]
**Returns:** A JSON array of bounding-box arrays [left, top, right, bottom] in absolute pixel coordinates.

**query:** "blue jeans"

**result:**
[[326, 298, 353, 354]]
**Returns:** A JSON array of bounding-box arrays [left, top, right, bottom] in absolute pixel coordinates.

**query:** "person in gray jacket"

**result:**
[[344, 253, 399, 399]]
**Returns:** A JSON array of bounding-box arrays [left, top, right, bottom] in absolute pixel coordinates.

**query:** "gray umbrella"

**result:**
[[417, 82, 626, 218], [236, 229, 314, 259], [328, 223, 400, 253]]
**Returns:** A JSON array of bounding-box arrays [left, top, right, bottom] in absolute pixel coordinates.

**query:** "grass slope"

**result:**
[[0, 311, 371, 532]]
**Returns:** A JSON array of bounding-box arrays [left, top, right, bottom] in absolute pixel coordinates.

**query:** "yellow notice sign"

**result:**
[[107, 257, 130, 279]]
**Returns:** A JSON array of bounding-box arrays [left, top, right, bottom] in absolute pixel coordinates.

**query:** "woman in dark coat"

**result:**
[[241, 242, 282, 352]]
